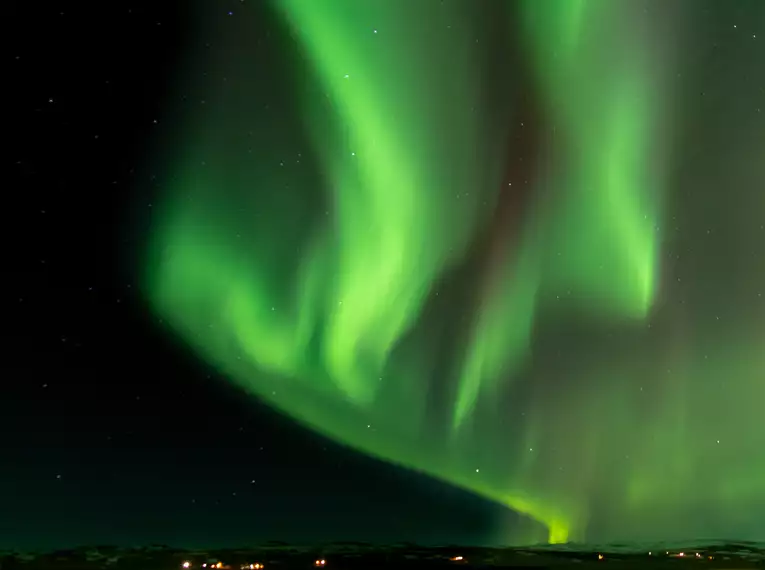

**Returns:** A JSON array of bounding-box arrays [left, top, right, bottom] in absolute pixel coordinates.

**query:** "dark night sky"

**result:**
[[5, 0, 507, 551], [6, 0, 764, 553]]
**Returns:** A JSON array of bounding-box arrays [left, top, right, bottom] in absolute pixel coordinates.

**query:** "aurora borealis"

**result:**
[[145, 0, 765, 546]]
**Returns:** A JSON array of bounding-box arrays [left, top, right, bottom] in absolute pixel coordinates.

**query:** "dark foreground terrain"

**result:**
[[1, 541, 762, 569]]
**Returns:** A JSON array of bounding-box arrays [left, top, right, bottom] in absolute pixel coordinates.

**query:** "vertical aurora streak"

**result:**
[[143, 0, 765, 545]]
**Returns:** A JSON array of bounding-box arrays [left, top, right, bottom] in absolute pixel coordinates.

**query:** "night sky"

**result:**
[[7, 0, 764, 553]]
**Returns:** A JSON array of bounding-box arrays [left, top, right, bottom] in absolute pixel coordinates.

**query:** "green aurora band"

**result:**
[[144, 0, 765, 544]]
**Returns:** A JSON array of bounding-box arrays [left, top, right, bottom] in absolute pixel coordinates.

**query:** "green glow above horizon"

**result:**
[[143, 0, 765, 545]]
